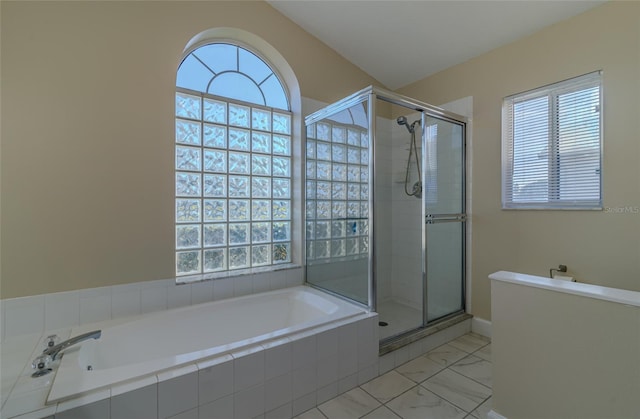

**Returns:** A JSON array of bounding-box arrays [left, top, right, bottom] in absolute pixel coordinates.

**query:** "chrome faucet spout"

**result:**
[[43, 330, 101, 361]]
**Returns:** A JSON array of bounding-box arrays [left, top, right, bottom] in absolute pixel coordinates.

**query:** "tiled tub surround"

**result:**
[[0, 266, 304, 344], [1, 286, 379, 419], [1, 267, 302, 414], [1, 297, 472, 418], [49, 286, 368, 402]]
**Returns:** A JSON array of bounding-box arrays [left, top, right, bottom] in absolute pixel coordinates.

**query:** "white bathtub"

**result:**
[[47, 285, 368, 403]]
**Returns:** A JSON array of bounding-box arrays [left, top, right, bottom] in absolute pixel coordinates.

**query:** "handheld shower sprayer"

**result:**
[[396, 116, 420, 134], [397, 115, 422, 198]]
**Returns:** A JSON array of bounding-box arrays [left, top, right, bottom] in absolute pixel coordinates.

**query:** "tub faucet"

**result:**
[[43, 330, 102, 361], [32, 330, 101, 377]]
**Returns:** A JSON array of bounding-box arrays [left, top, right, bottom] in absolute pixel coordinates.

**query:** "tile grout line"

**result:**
[[449, 354, 493, 390], [298, 333, 492, 419]]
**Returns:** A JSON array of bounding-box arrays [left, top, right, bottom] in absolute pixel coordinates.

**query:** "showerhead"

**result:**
[[396, 115, 420, 134]]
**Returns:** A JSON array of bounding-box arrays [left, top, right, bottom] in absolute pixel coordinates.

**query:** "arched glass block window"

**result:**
[[177, 43, 289, 111], [175, 43, 292, 277]]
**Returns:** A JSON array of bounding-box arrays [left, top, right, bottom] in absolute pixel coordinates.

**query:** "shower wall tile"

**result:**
[[286, 266, 304, 287], [233, 348, 265, 392], [3, 265, 304, 341], [337, 322, 358, 379], [190, 280, 214, 304], [316, 328, 339, 360], [167, 407, 198, 419], [316, 354, 338, 389], [4, 295, 45, 339], [292, 364, 317, 400], [316, 382, 339, 405], [292, 391, 317, 417], [198, 355, 234, 406], [293, 335, 317, 370], [55, 399, 110, 419], [357, 362, 379, 385], [44, 291, 79, 331], [79, 287, 112, 325], [264, 339, 293, 381], [0, 299, 4, 343], [198, 394, 234, 419], [233, 275, 253, 297], [158, 369, 198, 419], [140, 283, 168, 314], [266, 403, 292, 419], [265, 372, 292, 412], [212, 278, 233, 301], [167, 282, 192, 309], [252, 273, 271, 293], [269, 272, 289, 290], [111, 283, 141, 319], [111, 383, 158, 419]]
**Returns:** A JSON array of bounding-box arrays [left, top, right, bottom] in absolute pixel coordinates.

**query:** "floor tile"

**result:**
[[473, 344, 491, 362], [293, 407, 327, 419], [469, 396, 492, 419], [447, 333, 490, 354], [425, 343, 469, 367], [450, 355, 492, 388], [421, 369, 491, 412], [361, 405, 402, 419], [360, 371, 415, 403], [395, 354, 445, 383], [318, 387, 380, 419], [294, 407, 327, 419], [386, 386, 467, 419]]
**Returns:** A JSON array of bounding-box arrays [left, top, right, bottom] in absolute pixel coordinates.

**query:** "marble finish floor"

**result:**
[[296, 333, 492, 419]]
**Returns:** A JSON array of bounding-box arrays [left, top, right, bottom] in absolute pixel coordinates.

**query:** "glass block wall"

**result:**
[[175, 90, 292, 276], [306, 120, 369, 264]]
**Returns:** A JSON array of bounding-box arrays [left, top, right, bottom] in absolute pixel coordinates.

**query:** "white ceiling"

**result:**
[[268, 0, 607, 89]]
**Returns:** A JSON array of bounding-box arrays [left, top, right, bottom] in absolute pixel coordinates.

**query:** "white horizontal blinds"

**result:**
[[555, 84, 601, 202], [503, 71, 602, 209]]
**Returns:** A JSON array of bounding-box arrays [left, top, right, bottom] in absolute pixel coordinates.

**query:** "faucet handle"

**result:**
[[45, 334, 60, 349], [32, 354, 52, 370], [31, 354, 53, 377]]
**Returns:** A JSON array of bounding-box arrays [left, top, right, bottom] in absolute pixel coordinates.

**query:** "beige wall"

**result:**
[[0, 1, 381, 298], [492, 278, 640, 418], [400, 2, 640, 321]]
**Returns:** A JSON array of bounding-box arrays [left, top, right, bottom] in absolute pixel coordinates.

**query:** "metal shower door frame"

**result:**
[[421, 114, 467, 325], [304, 86, 468, 323]]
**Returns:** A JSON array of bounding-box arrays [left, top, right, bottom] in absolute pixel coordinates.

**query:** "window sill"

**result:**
[[175, 263, 301, 285]]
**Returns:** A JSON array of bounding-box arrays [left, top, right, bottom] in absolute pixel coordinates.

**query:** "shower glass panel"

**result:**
[[424, 116, 465, 322], [305, 98, 370, 305]]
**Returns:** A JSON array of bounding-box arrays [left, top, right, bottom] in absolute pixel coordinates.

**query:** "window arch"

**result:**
[[177, 43, 289, 111], [174, 34, 297, 277]]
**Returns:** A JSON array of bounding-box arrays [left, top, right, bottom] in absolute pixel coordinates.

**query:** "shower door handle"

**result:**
[[425, 213, 466, 224]]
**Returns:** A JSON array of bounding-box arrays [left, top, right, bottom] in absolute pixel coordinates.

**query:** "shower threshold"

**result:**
[[379, 311, 472, 356]]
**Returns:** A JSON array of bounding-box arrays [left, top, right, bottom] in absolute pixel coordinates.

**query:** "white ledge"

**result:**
[[489, 271, 640, 308]]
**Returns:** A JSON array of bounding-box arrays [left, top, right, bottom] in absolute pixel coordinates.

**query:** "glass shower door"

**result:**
[[423, 116, 465, 322]]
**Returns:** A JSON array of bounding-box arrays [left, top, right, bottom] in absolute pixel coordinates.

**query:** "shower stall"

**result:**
[[305, 86, 467, 344]]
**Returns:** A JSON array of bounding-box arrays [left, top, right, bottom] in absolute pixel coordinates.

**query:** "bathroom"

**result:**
[[1, 1, 639, 418]]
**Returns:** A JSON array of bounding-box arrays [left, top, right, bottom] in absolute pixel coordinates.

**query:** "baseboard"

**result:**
[[471, 317, 492, 338], [488, 409, 508, 419]]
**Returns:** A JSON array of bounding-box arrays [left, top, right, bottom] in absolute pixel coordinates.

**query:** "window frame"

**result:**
[[175, 40, 298, 282], [501, 71, 603, 210]]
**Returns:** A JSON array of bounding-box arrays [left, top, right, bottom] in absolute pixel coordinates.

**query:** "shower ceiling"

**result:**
[[267, 0, 607, 90]]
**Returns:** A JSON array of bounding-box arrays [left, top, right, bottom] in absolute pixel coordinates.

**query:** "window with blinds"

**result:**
[[502, 71, 602, 209]]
